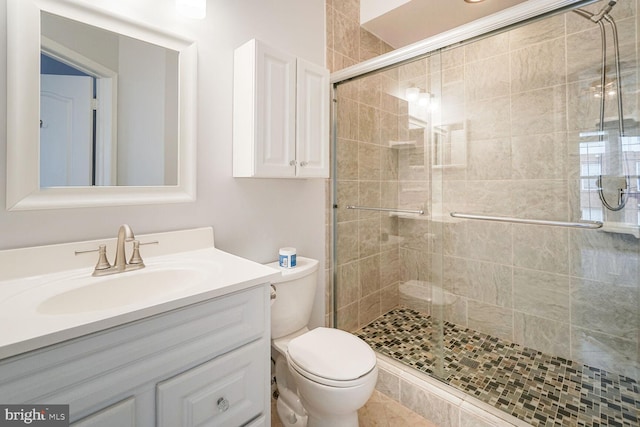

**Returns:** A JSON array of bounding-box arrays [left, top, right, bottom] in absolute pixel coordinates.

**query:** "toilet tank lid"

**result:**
[[265, 256, 318, 283], [287, 327, 376, 381]]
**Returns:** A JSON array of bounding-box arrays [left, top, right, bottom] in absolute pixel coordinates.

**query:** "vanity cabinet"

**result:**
[[157, 339, 265, 426], [0, 285, 271, 427], [71, 398, 136, 427], [233, 38, 329, 178]]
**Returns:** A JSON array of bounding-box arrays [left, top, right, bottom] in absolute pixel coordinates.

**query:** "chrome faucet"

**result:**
[[75, 224, 150, 276]]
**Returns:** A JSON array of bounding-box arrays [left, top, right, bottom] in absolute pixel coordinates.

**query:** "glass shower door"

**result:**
[[333, 1, 639, 424], [333, 51, 448, 379]]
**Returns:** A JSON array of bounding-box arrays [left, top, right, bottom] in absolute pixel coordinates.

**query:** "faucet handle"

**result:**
[[128, 240, 159, 266], [128, 240, 145, 266], [75, 244, 111, 271], [94, 245, 112, 270]]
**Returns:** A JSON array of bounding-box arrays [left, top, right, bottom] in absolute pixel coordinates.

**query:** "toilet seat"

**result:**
[[286, 327, 377, 388]]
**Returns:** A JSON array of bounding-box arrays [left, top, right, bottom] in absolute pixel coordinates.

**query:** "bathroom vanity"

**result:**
[[0, 227, 279, 426]]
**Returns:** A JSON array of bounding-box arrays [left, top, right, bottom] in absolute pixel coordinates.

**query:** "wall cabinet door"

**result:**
[[254, 40, 297, 177], [233, 39, 329, 178], [295, 58, 329, 178]]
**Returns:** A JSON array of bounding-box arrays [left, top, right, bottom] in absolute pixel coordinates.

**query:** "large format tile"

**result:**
[[510, 38, 566, 93], [513, 268, 570, 322], [509, 14, 565, 49], [570, 277, 638, 341], [271, 390, 438, 427]]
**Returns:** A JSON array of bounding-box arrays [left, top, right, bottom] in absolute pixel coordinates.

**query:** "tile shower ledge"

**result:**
[[0, 227, 280, 359], [376, 354, 533, 427]]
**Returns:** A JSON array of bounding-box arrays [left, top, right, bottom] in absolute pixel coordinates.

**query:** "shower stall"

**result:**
[[331, 0, 639, 425]]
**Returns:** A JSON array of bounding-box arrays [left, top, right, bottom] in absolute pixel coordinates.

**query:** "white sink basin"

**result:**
[[37, 267, 209, 315], [0, 227, 281, 360]]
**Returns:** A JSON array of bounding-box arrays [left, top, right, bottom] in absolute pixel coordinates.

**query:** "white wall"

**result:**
[[117, 37, 169, 186], [360, 0, 410, 24], [0, 0, 327, 327]]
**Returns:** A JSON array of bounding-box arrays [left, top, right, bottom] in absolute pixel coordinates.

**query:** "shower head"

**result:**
[[589, 0, 617, 23], [573, 1, 617, 23]]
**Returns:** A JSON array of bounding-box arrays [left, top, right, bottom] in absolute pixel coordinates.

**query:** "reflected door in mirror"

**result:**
[[40, 74, 93, 187], [40, 10, 180, 187]]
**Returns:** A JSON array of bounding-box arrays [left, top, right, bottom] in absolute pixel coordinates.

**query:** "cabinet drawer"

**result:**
[[245, 415, 266, 427], [72, 397, 135, 427], [157, 338, 266, 427]]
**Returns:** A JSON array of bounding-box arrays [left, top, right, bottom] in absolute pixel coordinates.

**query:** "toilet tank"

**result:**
[[267, 257, 319, 339]]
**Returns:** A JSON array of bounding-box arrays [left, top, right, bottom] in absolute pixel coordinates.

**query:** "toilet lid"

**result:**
[[286, 327, 376, 381]]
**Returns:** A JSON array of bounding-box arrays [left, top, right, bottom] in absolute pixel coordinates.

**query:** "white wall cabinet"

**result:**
[[0, 285, 271, 427], [233, 39, 329, 178]]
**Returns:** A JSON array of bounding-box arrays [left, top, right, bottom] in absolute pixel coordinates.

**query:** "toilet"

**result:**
[[268, 256, 378, 427]]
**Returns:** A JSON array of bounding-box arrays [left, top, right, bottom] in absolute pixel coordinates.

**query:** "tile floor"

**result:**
[[271, 390, 438, 427], [356, 307, 640, 427]]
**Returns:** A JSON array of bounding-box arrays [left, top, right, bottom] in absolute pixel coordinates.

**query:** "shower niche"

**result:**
[[431, 121, 467, 169]]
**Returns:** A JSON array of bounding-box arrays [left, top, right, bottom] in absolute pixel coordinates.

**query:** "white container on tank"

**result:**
[[278, 247, 297, 268]]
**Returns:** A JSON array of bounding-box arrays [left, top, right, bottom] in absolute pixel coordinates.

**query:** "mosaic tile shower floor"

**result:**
[[356, 307, 639, 427]]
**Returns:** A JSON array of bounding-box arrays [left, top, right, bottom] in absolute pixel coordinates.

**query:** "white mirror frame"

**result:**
[[6, 0, 197, 210]]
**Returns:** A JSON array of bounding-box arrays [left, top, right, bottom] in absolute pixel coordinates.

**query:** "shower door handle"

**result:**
[[346, 205, 424, 215], [450, 212, 603, 229]]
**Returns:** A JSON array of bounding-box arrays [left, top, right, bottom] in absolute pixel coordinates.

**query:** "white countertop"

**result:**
[[0, 228, 280, 360]]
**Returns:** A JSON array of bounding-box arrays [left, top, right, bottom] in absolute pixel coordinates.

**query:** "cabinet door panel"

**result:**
[[296, 58, 329, 178], [256, 43, 297, 177], [72, 397, 135, 427], [244, 415, 267, 426], [157, 339, 266, 427]]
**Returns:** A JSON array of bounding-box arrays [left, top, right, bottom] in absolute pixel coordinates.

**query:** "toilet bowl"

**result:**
[[268, 257, 378, 427]]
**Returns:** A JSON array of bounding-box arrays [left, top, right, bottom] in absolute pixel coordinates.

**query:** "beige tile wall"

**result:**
[[329, 0, 639, 379], [432, 0, 639, 378], [325, 0, 394, 328]]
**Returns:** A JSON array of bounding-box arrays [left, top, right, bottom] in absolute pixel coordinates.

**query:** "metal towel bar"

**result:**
[[346, 205, 424, 215], [450, 212, 603, 229]]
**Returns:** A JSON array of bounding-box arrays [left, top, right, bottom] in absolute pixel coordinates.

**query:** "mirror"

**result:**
[[40, 11, 179, 187], [7, 0, 197, 210]]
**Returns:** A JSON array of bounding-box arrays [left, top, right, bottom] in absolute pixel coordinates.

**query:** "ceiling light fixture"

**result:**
[[405, 87, 420, 102], [418, 92, 431, 107], [464, 0, 485, 3]]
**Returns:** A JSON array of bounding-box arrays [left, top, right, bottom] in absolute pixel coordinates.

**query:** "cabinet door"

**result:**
[[244, 415, 267, 426], [156, 338, 266, 427], [295, 58, 330, 178], [255, 42, 297, 177], [71, 397, 136, 427], [234, 40, 297, 177]]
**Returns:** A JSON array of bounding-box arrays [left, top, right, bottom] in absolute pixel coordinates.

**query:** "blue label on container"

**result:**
[[279, 253, 297, 268], [279, 254, 288, 268]]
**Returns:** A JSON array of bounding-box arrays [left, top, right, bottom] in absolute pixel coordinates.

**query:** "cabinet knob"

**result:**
[[299, 161, 308, 167], [289, 160, 297, 166], [217, 397, 230, 412]]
